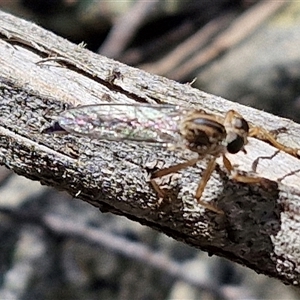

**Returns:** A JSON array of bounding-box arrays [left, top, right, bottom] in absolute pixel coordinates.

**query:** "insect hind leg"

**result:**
[[151, 158, 199, 179], [150, 157, 199, 207], [151, 156, 224, 214]]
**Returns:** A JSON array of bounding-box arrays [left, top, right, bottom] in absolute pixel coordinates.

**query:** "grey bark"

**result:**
[[1, 10, 300, 285]]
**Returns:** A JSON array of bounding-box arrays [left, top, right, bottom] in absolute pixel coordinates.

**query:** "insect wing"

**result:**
[[57, 104, 183, 144]]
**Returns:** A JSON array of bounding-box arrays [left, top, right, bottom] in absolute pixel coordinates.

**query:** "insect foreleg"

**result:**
[[249, 127, 300, 158], [222, 154, 266, 188]]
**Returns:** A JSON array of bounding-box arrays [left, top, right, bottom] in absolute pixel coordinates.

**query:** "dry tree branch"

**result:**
[[1, 10, 300, 286]]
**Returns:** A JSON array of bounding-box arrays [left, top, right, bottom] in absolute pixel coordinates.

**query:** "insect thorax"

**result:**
[[179, 110, 227, 155]]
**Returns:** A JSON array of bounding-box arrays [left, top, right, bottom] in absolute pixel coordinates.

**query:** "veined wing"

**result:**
[[57, 104, 184, 145]]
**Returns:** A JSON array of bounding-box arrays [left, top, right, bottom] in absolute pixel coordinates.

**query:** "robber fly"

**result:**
[[45, 103, 300, 214]]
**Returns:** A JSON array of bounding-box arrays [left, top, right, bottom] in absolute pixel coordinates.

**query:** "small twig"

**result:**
[[45, 213, 228, 299], [141, 12, 235, 75], [98, 0, 160, 58], [170, 0, 288, 80], [121, 20, 195, 66], [0, 205, 228, 299]]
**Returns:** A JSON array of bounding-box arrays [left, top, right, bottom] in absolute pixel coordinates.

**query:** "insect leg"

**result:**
[[222, 154, 264, 184], [151, 157, 223, 214], [150, 179, 165, 202], [150, 157, 199, 206], [249, 127, 300, 158], [151, 157, 199, 179], [195, 157, 224, 214]]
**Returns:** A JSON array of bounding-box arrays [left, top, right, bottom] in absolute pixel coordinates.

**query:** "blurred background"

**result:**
[[1, 0, 300, 299]]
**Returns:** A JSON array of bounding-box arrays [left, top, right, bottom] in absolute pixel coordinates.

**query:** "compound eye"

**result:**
[[226, 134, 244, 154]]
